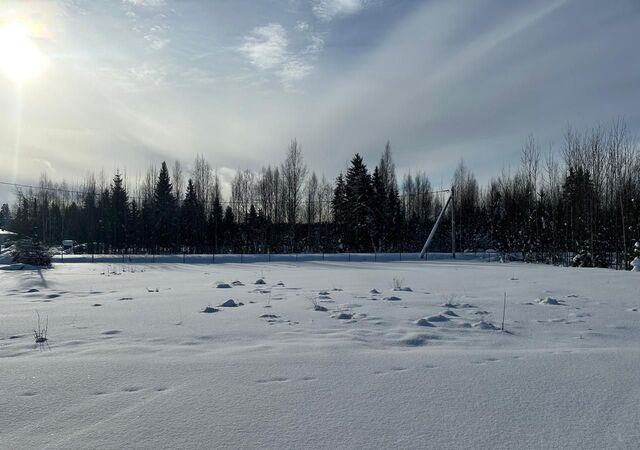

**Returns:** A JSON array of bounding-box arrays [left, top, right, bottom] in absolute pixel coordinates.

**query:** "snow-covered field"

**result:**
[[1, 260, 639, 449]]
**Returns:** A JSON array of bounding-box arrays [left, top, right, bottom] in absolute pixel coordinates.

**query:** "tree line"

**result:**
[[1, 119, 639, 268]]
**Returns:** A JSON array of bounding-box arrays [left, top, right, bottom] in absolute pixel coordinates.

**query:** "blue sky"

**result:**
[[1, 0, 639, 202]]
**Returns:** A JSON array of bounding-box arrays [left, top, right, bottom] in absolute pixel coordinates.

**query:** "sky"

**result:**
[[1, 0, 639, 203]]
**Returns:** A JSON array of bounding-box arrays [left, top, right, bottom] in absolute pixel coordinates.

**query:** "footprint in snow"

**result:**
[[18, 391, 38, 397], [122, 386, 142, 392], [256, 377, 289, 384]]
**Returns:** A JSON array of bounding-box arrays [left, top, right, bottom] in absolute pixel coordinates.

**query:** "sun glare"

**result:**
[[0, 22, 46, 83]]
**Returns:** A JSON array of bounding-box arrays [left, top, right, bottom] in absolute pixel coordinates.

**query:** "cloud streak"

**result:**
[[239, 23, 288, 70], [312, 0, 370, 21], [238, 22, 324, 87]]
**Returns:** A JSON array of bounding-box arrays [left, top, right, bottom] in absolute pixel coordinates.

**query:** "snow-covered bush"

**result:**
[[572, 252, 593, 268], [12, 239, 52, 267], [631, 242, 640, 272]]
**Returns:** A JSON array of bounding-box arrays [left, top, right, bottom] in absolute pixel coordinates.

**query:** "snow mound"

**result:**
[[201, 306, 220, 313], [260, 314, 279, 319], [384, 296, 402, 301], [425, 314, 449, 322], [442, 310, 459, 317], [231, 280, 244, 286], [394, 287, 413, 292], [216, 283, 232, 289], [370, 289, 381, 294], [398, 333, 438, 347], [318, 290, 330, 296], [415, 318, 435, 327], [538, 297, 562, 305], [335, 312, 353, 320], [314, 304, 328, 312], [219, 299, 243, 307], [472, 321, 499, 330], [254, 278, 266, 285]]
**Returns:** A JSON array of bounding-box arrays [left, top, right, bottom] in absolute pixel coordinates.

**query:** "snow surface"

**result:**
[[1, 260, 639, 449]]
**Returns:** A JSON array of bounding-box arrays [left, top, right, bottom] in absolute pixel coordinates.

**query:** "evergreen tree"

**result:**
[[0, 203, 11, 230], [111, 172, 128, 250], [344, 154, 373, 251], [128, 199, 140, 252], [247, 204, 260, 252], [222, 205, 235, 252], [64, 202, 81, 244], [387, 183, 403, 251], [97, 188, 111, 250], [563, 167, 595, 265], [141, 197, 156, 251], [181, 179, 200, 250], [371, 166, 386, 251], [209, 194, 224, 252], [82, 188, 97, 249], [154, 161, 176, 250], [331, 173, 348, 249]]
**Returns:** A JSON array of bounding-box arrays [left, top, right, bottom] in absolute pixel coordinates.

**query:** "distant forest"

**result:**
[[1, 118, 639, 269]]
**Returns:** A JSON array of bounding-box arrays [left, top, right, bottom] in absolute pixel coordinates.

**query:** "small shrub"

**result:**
[[392, 276, 404, 291], [311, 298, 328, 312], [12, 239, 52, 267], [33, 311, 49, 349]]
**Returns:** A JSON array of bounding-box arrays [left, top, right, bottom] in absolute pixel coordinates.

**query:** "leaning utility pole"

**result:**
[[419, 187, 456, 259]]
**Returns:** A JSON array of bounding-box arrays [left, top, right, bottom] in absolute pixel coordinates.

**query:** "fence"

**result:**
[[52, 251, 500, 265]]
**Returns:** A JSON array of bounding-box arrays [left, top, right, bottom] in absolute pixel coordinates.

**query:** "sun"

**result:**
[[0, 22, 46, 83]]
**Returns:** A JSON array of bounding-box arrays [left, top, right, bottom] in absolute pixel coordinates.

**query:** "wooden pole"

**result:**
[[501, 292, 506, 331], [451, 185, 456, 259]]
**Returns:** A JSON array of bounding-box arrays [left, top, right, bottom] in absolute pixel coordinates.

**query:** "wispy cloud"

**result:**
[[312, 0, 369, 21], [295, 21, 309, 32], [239, 23, 288, 70], [122, 0, 171, 51], [122, 0, 165, 6], [238, 23, 324, 87], [144, 23, 170, 50], [129, 63, 166, 86]]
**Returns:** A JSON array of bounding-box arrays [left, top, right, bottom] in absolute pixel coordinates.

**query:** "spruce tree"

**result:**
[[111, 172, 128, 250], [0, 203, 10, 230], [154, 161, 176, 251], [344, 154, 373, 251], [371, 166, 386, 251], [98, 189, 111, 251], [222, 205, 235, 252], [128, 199, 140, 252], [332, 173, 348, 249], [209, 194, 224, 252], [181, 179, 199, 250]]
